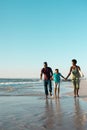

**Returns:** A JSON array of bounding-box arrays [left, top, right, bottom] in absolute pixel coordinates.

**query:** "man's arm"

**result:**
[[50, 68, 53, 76], [40, 69, 43, 80]]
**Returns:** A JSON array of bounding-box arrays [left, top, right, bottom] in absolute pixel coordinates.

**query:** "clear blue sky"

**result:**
[[0, 0, 87, 78]]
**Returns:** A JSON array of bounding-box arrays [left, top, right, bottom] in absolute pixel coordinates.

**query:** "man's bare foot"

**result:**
[[46, 95, 48, 99], [50, 92, 52, 96]]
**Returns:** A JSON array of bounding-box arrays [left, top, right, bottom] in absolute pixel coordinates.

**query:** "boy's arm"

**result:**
[[61, 75, 65, 79]]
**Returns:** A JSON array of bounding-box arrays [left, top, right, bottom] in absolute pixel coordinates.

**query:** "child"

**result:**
[[53, 69, 65, 98]]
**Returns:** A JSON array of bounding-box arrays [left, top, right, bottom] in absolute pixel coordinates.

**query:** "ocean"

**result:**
[[0, 78, 73, 96]]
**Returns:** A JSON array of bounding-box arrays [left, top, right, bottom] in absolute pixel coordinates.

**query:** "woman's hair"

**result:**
[[72, 59, 77, 64]]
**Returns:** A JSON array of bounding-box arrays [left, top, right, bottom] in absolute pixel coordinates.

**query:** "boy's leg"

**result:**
[[54, 83, 57, 97], [57, 83, 60, 98]]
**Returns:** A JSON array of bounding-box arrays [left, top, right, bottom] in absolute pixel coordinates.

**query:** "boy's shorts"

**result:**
[[54, 82, 60, 88]]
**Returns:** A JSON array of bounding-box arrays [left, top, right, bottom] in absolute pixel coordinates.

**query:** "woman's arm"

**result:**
[[66, 66, 72, 79]]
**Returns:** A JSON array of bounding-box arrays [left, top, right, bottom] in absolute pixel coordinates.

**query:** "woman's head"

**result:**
[[72, 59, 77, 65]]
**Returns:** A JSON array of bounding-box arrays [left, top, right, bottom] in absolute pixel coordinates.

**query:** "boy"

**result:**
[[53, 69, 65, 98]]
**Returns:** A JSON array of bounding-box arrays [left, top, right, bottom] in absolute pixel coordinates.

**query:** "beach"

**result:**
[[0, 79, 87, 130]]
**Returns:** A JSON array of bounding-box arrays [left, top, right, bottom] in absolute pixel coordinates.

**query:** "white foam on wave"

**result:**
[[0, 80, 42, 85]]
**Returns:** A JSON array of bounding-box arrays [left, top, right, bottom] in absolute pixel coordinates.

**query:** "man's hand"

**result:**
[[40, 76, 42, 80]]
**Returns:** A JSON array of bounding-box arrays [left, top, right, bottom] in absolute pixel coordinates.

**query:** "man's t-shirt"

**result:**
[[41, 67, 53, 80]]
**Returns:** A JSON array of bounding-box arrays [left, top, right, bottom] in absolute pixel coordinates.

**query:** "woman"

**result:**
[[66, 59, 81, 98]]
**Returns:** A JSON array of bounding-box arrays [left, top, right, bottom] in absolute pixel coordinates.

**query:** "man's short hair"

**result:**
[[44, 62, 47, 65]]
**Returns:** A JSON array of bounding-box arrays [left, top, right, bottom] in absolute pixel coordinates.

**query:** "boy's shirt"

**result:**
[[53, 73, 61, 83]]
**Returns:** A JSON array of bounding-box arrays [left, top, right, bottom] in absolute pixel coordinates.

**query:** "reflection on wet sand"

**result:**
[[73, 98, 87, 130], [0, 96, 87, 130], [41, 97, 87, 130], [42, 99, 54, 129]]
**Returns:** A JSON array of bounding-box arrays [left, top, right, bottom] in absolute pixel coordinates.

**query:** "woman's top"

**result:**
[[71, 66, 80, 79]]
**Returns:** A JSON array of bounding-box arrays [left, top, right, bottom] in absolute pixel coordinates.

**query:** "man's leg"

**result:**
[[44, 80, 48, 98], [48, 80, 52, 96]]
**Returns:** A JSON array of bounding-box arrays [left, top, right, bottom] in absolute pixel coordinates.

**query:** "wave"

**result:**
[[0, 78, 42, 85], [0, 81, 42, 85]]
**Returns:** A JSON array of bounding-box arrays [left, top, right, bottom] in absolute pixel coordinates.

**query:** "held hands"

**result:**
[[50, 77, 53, 80], [65, 78, 67, 80]]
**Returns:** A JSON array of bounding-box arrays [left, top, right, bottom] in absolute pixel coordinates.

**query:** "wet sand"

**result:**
[[0, 80, 87, 130]]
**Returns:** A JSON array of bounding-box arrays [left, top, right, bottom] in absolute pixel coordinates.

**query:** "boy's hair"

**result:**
[[55, 69, 59, 72], [72, 59, 77, 64]]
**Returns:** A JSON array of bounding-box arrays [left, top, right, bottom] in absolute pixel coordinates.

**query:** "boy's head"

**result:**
[[55, 69, 59, 73]]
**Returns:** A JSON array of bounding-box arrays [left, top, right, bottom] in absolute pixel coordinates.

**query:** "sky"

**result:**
[[0, 0, 87, 78]]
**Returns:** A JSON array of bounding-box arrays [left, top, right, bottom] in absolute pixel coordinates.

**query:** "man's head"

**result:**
[[44, 62, 48, 68]]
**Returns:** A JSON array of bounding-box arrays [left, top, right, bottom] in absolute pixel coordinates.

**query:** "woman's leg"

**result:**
[[72, 79, 76, 97], [76, 78, 80, 97]]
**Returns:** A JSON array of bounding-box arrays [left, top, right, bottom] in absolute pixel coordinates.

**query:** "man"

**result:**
[[40, 62, 53, 98]]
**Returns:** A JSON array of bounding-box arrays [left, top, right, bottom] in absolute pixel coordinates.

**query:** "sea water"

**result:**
[[0, 79, 73, 96]]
